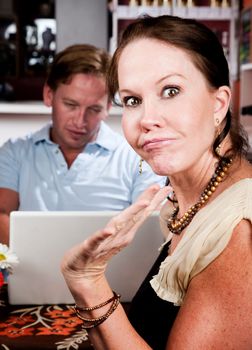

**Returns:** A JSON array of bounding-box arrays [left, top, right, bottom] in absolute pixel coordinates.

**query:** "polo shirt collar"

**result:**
[[32, 123, 54, 145], [93, 121, 120, 151], [32, 121, 120, 151]]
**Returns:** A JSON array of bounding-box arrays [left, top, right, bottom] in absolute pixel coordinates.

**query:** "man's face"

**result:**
[[44, 73, 110, 154]]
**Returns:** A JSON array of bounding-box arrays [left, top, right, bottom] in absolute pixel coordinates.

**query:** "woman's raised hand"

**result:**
[[61, 184, 171, 287]]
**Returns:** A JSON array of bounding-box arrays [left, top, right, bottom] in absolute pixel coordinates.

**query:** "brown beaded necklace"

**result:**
[[167, 157, 233, 235]]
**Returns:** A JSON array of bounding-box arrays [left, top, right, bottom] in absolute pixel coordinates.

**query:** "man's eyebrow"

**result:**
[[88, 105, 103, 109], [62, 98, 78, 103]]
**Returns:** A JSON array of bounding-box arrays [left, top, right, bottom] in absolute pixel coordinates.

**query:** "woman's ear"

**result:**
[[213, 86, 231, 127], [43, 84, 53, 107]]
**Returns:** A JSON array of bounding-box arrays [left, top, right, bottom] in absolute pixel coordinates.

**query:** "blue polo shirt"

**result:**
[[0, 121, 165, 211]]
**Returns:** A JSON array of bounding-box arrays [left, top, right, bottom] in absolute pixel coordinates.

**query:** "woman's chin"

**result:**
[[147, 160, 172, 177]]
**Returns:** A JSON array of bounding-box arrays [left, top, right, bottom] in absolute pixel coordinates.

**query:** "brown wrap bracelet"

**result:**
[[73, 291, 121, 329], [74, 291, 119, 311]]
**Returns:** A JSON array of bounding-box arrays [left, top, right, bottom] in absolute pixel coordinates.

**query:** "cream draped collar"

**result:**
[[150, 178, 252, 306]]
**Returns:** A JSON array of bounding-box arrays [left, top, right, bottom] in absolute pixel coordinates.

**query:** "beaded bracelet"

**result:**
[[74, 291, 119, 312], [73, 291, 121, 329]]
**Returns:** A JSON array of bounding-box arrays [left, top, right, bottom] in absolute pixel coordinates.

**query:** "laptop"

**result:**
[[8, 211, 164, 305]]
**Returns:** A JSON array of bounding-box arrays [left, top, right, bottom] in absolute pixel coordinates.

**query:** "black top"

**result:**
[[128, 242, 180, 350]]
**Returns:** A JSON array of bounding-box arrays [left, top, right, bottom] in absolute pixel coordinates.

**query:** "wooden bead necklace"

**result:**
[[167, 157, 233, 235]]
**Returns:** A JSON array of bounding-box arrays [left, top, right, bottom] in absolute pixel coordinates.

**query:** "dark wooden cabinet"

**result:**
[[0, 0, 56, 100]]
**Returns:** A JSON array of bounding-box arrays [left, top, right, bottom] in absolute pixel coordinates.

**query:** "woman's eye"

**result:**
[[162, 87, 180, 98], [123, 96, 140, 107]]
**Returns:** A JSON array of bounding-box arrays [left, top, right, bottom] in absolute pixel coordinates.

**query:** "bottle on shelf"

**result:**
[[221, 0, 230, 7], [210, 0, 219, 7], [187, 0, 195, 7], [162, 0, 171, 5], [129, 0, 139, 6], [177, 0, 186, 7]]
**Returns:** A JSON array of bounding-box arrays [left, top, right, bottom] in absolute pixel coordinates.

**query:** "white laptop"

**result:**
[[8, 211, 164, 305]]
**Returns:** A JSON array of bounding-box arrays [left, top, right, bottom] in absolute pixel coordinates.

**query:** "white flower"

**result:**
[[0, 243, 19, 272]]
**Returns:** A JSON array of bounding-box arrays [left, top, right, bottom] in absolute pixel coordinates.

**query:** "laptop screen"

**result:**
[[8, 211, 164, 304]]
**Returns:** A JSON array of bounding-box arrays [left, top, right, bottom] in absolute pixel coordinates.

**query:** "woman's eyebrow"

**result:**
[[156, 73, 184, 85], [119, 73, 185, 94]]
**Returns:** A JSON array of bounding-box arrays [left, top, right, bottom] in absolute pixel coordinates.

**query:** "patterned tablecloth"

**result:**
[[0, 284, 93, 350]]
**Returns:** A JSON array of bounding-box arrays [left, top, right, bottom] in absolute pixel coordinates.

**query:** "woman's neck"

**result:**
[[168, 156, 219, 217]]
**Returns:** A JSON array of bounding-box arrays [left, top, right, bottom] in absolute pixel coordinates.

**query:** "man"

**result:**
[[0, 44, 164, 245]]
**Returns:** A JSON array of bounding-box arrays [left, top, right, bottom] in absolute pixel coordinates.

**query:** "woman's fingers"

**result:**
[[86, 185, 172, 254], [107, 185, 172, 234], [62, 184, 173, 282]]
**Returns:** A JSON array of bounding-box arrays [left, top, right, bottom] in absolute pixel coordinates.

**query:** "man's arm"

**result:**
[[0, 188, 19, 245]]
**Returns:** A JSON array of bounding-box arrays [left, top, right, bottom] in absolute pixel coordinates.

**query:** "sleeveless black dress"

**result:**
[[128, 242, 180, 350]]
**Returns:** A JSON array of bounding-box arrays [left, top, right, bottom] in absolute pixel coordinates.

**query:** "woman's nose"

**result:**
[[140, 100, 162, 131]]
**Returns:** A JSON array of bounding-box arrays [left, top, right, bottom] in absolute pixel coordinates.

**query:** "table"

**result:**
[[0, 284, 93, 350]]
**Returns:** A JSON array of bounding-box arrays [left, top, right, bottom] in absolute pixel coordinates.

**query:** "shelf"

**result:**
[[241, 63, 252, 71], [115, 5, 238, 20], [0, 102, 51, 115], [116, 5, 171, 18], [174, 6, 238, 19], [0, 102, 123, 117]]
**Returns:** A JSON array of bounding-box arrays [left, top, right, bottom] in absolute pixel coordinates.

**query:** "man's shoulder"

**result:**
[[1, 133, 33, 149], [0, 124, 49, 152], [112, 135, 137, 157], [98, 122, 131, 151]]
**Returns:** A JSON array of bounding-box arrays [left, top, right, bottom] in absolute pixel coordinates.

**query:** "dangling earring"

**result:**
[[215, 128, 221, 156], [215, 118, 221, 156], [215, 143, 221, 156], [139, 159, 144, 174]]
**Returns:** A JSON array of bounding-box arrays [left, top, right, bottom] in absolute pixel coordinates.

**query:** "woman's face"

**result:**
[[118, 38, 228, 177]]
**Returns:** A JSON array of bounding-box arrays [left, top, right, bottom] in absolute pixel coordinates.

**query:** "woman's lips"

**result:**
[[142, 138, 175, 151]]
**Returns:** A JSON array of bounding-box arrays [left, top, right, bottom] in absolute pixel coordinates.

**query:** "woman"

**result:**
[[61, 15, 252, 349]]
